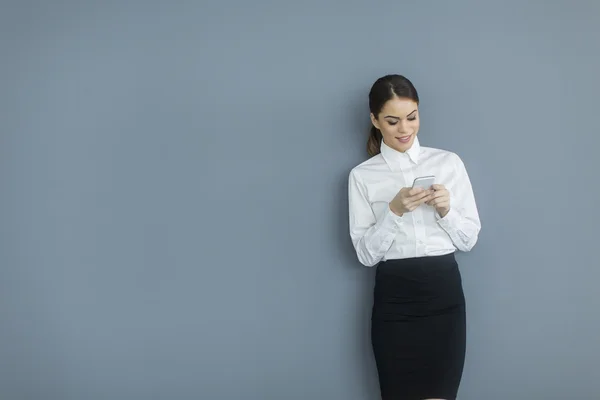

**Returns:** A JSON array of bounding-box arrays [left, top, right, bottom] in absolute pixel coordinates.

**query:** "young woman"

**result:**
[[348, 74, 481, 400]]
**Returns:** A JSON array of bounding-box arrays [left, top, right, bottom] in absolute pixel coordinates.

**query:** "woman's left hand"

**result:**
[[427, 184, 451, 218]]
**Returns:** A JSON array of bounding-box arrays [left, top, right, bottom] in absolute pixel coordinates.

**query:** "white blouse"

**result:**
[[348, 137, 481, 267]]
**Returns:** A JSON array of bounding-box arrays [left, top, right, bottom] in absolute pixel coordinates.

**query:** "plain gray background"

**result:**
[[1, 1, 599, 399]]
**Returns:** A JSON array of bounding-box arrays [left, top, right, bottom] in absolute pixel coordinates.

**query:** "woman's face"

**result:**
[[370, 96, 420, 153]]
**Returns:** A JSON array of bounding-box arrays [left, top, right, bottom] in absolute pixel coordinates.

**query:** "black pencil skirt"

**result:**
[[371, 252, 466, 400]]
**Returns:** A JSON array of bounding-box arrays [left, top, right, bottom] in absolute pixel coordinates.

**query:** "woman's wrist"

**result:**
[[389, 203, 404, 217], [437, 207, 450, 218]]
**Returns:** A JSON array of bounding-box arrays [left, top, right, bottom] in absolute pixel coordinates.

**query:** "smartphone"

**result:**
[[412, 175, 435, 190]]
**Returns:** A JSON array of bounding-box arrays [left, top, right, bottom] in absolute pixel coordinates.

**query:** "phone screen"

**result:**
[[412, 176, 435, 190]]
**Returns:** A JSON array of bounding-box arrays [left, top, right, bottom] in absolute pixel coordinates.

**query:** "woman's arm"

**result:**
[[348, 169, 404, 267], [436, 154, 481, 252]]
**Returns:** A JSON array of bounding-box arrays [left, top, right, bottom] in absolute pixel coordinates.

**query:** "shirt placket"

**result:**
[[397, 161, 419, 258], [412, 159, 427, 256], [413, 204, 427, 257], [405, 160, 426, 257]]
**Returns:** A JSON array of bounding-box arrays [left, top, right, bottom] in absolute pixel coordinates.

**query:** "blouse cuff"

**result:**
[[436, 207, 460, 230]]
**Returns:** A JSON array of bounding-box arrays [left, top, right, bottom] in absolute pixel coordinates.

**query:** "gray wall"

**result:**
[[1, 1, 599, 399]]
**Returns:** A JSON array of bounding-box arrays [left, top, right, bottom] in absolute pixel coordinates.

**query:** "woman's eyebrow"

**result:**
[[384, 109, 417, 119]]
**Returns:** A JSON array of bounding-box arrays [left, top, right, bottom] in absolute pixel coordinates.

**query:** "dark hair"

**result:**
[[367, 74, 420, 156]]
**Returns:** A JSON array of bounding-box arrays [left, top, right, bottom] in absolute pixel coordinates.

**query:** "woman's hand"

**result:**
[[427, 184, 451, 217], [389, 187, 434, 216]]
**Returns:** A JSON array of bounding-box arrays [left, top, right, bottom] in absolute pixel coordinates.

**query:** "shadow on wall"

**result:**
[[338, 168, 381, 397], [333, 88, 372, 271], [333, 96, 382, 395]]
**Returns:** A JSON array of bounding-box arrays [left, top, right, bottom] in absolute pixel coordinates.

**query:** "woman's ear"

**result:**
[[370, 113, 381, 130]]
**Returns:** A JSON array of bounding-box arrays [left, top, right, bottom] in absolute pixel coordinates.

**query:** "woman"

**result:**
[[348, 74, 481, 400]]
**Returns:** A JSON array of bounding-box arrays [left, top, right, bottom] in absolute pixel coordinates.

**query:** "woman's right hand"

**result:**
[[389, 187, 433, 216]]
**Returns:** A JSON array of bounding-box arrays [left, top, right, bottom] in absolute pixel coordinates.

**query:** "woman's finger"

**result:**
[[436, 200, 450, 209], [408, 195, 432, 209], [406, 192, 429, 204], [429, 190, 447, 199]]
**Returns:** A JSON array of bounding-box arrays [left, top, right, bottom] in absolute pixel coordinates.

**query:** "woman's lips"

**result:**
[[397, 135, 412, 144]]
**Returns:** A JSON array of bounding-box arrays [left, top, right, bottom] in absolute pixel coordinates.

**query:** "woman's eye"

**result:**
[[387, 121, 397, 126], [407, 117, 416, 121]]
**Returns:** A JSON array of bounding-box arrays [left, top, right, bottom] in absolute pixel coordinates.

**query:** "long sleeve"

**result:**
[[436, 154, 481, 252], [348, 169, 404, 267]]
